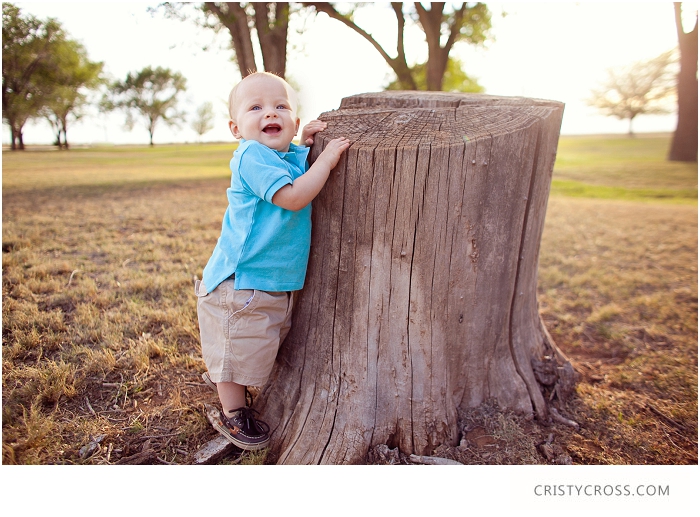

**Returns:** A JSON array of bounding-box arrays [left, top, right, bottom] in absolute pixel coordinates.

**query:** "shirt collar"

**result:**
[[239, 139, 310, 169], [283, 142, 310, 169]]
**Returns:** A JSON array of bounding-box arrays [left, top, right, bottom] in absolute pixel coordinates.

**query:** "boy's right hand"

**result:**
[[317, 137, 351, 170]]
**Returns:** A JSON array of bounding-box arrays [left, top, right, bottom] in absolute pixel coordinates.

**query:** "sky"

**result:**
[[4, 1, 696, 146]]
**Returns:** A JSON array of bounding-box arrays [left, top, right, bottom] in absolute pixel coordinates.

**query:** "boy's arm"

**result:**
[[272, 137, 350, 212]]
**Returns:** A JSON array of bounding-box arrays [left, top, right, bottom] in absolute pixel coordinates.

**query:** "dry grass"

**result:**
[[2, 136, 697, 465], [538, 197, 697, 464], [2, 178, 230, 464]]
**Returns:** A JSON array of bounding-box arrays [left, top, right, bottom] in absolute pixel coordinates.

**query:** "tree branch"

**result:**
[[391, 2, 408, 70], [303, 3, 396, 71], [444, 3, 467, 55]]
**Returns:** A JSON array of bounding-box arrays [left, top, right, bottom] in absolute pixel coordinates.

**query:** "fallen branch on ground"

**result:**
[[550, 407, 579, 429], [409, 454, 463, 465]]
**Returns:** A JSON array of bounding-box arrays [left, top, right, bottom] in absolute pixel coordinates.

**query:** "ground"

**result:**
[[2, 137, 697, 465]]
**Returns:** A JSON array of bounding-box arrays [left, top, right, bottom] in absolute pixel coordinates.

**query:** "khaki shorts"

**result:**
[[195, 277, 294, 387]]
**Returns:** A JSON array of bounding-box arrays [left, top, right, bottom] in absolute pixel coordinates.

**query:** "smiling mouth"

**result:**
[[263, 124, 282, 134]]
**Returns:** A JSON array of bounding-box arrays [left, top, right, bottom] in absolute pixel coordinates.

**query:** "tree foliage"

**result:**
[[303, 2, 492, 91], [385, 56, 484, 93], [2, 2, 104, 150], [668, 2, 697, 162], [106, 66, 187, 146], [2, 2, 63, 149], [587, 50, 677, 136]]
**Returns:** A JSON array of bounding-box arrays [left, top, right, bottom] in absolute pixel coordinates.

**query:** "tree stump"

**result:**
[[256, 91, 567, 464]]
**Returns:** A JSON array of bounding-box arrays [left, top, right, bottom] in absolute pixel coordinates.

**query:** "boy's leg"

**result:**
[[216, 381, 247, 416], [211, 380, 270, 450]]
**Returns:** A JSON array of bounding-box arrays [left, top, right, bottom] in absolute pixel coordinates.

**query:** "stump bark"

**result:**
[[256, 91, 567, 464]]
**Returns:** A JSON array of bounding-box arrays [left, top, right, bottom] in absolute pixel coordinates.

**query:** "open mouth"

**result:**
[[263, 124, 282, 134]]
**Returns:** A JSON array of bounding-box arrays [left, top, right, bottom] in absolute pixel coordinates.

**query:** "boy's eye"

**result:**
[[251, 106, 261, 111], [276, 105, 289, 110]]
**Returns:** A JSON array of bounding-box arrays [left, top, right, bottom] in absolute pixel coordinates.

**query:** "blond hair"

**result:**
[[227, 72, 298, 122]]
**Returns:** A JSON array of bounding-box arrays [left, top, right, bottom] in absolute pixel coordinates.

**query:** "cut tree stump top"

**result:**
[[316, 91, 564, 148]]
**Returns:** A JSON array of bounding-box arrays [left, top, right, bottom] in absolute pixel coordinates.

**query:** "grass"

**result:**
[[551, 134, 697, 203], [0, 143, 236, 191], [538, 196, 697, 464], [2, 134, 697, 465]]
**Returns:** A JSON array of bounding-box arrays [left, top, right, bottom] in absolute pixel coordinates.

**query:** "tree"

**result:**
[[255, 91, 570, 464], [303, 2, 492, 91], [668, 2, 698, 162], [191, 101, 215, 141], [155, 2, 290, 78], [106, 66, 187, 146], [2, 2, 64, 150], [587, 50, 677, 136], [39, 38, 104, 149]]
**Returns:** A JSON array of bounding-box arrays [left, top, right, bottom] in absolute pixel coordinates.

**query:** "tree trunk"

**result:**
[[256, 91, 567, 464], [415, 2, 450, 91], [9, 126, 17, 151], [204, 2, 258, 77], [253, 2, 289, 78], [669, 3, 698, 162]]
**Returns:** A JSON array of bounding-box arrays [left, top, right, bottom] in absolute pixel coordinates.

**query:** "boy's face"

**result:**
[[229, 75, 300, 153]]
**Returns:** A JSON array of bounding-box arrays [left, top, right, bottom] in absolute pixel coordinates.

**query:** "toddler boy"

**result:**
[[195, 72, 349, 450]]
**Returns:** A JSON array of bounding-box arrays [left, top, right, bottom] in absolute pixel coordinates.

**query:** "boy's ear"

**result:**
[[295, 117, 300, 135], [229, 120, 241, 139]]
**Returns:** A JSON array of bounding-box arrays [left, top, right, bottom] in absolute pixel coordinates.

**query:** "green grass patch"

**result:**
[[4, 134, 696, 204], [552, 133, 697, 203], [1, 143, 237, 191], [551, 179, 698, 203]]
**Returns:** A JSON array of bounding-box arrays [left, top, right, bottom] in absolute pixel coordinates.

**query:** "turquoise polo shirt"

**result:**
[[202, 139, 312, 293]]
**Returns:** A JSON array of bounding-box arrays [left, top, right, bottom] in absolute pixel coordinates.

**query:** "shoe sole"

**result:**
[[205, 404, 270, 451], [202, 372, 217, 393]]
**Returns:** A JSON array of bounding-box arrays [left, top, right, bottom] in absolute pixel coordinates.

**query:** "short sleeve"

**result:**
[[237, 143, 293, 203]]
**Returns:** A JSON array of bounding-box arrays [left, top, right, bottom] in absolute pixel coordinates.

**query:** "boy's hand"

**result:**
[[316, 137, 351, 170], [300, 120, 327, 146]]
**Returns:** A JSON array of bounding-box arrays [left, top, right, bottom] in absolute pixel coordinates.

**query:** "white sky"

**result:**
[[5, 1, 696, 146]]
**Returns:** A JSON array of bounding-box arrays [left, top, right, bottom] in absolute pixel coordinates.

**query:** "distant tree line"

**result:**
[[2, 2, 209, 150], [4, 1, 494, 149], [5, 1, 695, 160]]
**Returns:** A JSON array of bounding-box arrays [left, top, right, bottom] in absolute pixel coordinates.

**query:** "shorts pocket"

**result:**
[[232, 288, 257, 316], [194, 278, 209, 297]]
